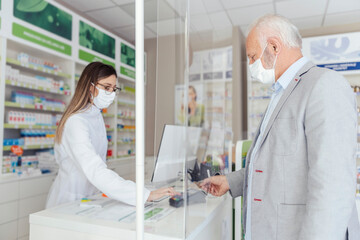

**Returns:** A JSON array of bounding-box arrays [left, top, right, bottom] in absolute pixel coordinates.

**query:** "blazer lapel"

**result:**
[[256, 61, 315, 150], [246, 109, 266, 164]]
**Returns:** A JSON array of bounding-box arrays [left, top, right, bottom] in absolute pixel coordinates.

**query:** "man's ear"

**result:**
[[267, 36, 281, 55]]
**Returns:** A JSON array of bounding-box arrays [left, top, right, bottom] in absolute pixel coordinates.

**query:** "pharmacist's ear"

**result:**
[[89, 82, 96, 97]]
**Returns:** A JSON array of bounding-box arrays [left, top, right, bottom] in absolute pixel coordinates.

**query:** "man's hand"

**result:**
[[200, 175, 230, 196]]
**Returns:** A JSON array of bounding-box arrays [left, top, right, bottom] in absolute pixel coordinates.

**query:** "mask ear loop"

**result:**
[[272, 54, 278, 68], [259, 42, 268, 60], [90, 82, 95, 101]]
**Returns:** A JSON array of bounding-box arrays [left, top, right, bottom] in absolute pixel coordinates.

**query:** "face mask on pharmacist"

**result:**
[[90, 78, 118, 109]]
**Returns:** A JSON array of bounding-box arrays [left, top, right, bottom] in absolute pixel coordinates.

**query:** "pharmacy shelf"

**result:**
[[117, 141, 135, 145], [102, 113, 115, 118], [106, 156, 115, 160], [4, 123, 57, 130], [108, 141, 114, 146], [4, 101, 64, 113], [117, 129, 135, 133], [116, 155, 135, 160], [6, 58, 72, 79], [3, 144, 54, 151], [119, 90, 135, 95], [117, 102, 135, 108], [5, 79, 69, 96], [117, 116, 135, 120], [106, 128, 115, 132]]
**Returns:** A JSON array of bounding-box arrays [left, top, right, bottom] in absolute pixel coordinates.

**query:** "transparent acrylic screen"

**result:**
[[146, 0, 234, 238]]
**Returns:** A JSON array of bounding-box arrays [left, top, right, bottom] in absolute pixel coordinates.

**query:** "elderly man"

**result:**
[[201, 14, 360, 240]]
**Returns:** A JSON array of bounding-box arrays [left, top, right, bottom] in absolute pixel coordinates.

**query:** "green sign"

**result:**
[[120, 66, 135, 79], [79, 21, 115, 59], [12, 22, 71, 55], [79, 49, 115, 68], [13, 0, 72, 41], [121, 43, 135, 68]]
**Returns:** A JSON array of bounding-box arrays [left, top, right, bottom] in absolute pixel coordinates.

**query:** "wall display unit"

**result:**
[[0, 0, 145, 181], [0, 1, 145, 238]]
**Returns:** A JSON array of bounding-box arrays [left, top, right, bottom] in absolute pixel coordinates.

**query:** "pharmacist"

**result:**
[[46, 62, 176, 208]]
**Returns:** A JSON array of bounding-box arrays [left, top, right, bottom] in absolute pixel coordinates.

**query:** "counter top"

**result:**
[[30, 192, 232, 240]]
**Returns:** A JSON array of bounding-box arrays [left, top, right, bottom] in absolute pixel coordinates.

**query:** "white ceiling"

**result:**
[[56, 0, 360, 43]]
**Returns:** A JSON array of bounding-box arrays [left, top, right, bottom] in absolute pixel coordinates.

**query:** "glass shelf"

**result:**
[[4, 123, 57, 129], [117, 129, 135, 133], [117, 102, 135, 108], [117, 116, 135, 120], [117, 141, 135, 145], [6, 57, 72, 79], [102, 113, 115, 118], [6, 79, 69, 96], [3, 144, 54, 151], [5, 101, 64, 113]]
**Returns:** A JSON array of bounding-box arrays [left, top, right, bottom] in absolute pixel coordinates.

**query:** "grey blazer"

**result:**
[[227, 62, 360, 240]]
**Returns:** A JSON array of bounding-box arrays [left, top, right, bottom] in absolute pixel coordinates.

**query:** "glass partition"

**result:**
[[145, 0, 235, 238]]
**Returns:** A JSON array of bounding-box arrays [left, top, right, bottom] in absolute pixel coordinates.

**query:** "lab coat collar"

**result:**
[[82, 104, 101, 116]]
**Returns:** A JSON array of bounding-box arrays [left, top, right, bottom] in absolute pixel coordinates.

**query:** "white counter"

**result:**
[[29, 193, 232, 240]]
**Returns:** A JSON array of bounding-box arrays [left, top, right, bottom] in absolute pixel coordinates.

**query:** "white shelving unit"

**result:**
[[0, 1, 143, 239], [0, 1, 143, 180]]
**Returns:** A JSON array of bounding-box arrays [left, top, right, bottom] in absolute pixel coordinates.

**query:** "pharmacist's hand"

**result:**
[[200, 175, 229, 196], [147, 187, 178, 202]]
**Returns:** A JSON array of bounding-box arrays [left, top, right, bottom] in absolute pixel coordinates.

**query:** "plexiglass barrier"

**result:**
[[144, 0, 235, 239]]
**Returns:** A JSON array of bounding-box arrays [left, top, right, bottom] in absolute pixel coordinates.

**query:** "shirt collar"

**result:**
[[271, 56, 309, 93]]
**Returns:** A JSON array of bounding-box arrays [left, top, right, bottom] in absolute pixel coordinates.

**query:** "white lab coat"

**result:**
[[46, 104, 150, 208]]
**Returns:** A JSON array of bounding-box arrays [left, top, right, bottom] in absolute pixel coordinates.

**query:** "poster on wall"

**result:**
[[174, 84, 204, 127], [79, 20, 115, 59], [302, 32, 360, 71], [189, 52, 201, 82], [13, 0, 72, 40], [189, 46, 232, 82], [121, 43, 135, 68]]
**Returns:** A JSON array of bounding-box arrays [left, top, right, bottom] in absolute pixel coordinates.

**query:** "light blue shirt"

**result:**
[[245, 57, 308, 240]]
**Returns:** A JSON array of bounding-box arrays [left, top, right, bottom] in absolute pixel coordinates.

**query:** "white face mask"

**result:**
[[91, 83, 116, 109], [249, 43, 278, 85]]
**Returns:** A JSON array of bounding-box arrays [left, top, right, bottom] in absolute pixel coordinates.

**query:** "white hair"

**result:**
[[248, 14, 302, 49]]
